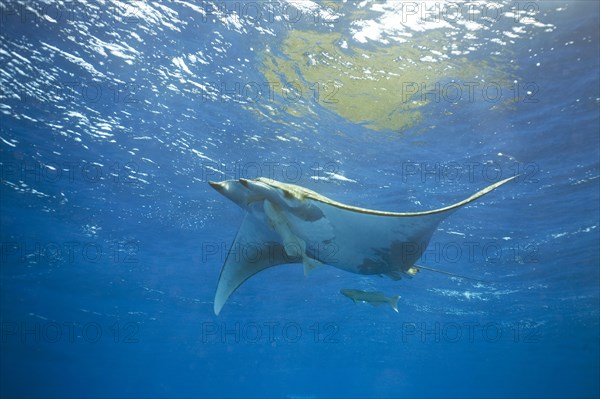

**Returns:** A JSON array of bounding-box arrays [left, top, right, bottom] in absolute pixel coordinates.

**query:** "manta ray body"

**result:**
[[209, 176, 515, 315]]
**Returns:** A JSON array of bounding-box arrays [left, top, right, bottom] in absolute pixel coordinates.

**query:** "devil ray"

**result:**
[[209, 176, 515, 315]]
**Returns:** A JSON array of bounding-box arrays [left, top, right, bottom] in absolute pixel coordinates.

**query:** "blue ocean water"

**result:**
[[1, 1, 599, 398]]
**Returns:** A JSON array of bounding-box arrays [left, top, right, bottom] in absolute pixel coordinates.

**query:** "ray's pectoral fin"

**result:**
[[213, 215, 300, 315]]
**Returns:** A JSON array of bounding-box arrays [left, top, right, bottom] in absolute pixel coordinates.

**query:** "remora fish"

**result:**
[[209, 176, 515, 315], [340, 289, 400, 312]]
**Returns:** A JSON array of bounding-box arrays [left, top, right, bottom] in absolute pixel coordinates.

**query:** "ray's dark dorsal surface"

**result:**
[[209, 176, 516, 315]]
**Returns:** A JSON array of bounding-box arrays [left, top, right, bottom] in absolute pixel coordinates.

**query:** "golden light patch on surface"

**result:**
[[252, 29, 514, 133]]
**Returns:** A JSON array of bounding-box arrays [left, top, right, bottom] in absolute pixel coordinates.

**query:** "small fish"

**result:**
[[340, 289, 400, 312]]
